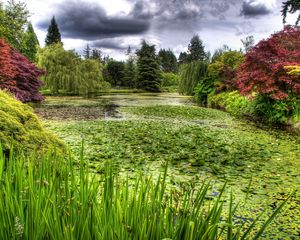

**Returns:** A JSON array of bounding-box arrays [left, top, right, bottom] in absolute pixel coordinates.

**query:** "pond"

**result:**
[[35, 92, 300, 239]]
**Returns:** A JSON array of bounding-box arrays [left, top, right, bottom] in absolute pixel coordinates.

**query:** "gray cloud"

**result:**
[[37, 0, 150, 40], [241, 0, 272, 17], [129, 0, 241, 21], [91, 39, 127, 50]]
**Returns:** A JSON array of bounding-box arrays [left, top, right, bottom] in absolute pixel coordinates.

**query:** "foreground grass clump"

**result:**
[[0, 146, 287, 240], [0, 90, 64, 154]]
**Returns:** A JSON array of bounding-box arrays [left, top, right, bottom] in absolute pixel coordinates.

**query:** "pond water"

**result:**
[[34, 93, 194, 120], [35, 92, 300, 239]]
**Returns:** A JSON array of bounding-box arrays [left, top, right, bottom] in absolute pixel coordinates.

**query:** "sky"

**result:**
[[21, 0, 299, 60]]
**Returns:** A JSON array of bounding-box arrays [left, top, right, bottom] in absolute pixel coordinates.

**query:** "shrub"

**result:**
[[0, 38, 44, 102], [251, 94, 300, 124], [208, 91, 251, 117], [0, 90, 65, 155], [161, 72, 179, 87]]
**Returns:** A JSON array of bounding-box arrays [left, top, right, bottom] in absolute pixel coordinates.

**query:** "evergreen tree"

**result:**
[[45, 16, 61, 46], [188, 34, 206, 62], [158, 48, 177, 73], [136, 40, 161, 92], [21, 22, 39, 62], [0, 0, 29, 51], [83, 43, 91, 59], [123, 49, 136, 88], [105, 60, 125, 86], [91, 48, 102, 62], [178, 52, 189, 64]]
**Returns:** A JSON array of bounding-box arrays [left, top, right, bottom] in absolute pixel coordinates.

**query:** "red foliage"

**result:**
[[237, 26, 300, 100], [0, 38, 44, 102]]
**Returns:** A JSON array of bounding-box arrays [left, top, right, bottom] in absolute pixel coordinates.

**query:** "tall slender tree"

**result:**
[[45, 16, 61, 46], [188, 34, 206, 62], [83, 43, 91, 59], [136, 40, 161, 92], [123, 46, 136, 87], [21, 22, 39, 62]]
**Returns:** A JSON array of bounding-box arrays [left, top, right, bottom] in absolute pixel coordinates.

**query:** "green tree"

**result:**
[[188, 34, 206, 62], [21, 22, 39, 62], [123, 60, 136, 88], [178, 52, 189, 64], [136, 40, 162, 92], [282, 0, 300, 25], [91, 48, 102, 62], [37, 43, 109, 95], [211, 45, 230, 63], [83, 43, 91, 59], [158, 48, 177, 72], [0, 0, 29, 51], [105, 60, 125, 86], [179, 62, 208, 95], [45, 16, 61, 46]]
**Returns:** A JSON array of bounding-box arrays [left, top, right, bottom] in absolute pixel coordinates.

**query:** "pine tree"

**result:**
[[136, 40, 161, 92], [158, 48, 177, 72], [123, 57, 136, 88], [21, 22, 39, 62], [91, 48, 102, 62], [83, 43, 91, 59], [45, 16, 61, 46], [178, 52, 189, 64], [188, 35, 206, 62]]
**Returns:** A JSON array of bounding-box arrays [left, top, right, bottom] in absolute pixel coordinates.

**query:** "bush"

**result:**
[[208, 91, 251, 117], [251, 94, 300, 124], [0, 90, 65, 155]]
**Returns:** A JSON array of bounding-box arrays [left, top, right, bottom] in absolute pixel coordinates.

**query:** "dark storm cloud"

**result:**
[[91, 38, 140, 51], [241, 0, 272, 17], [91, 39, 127, 50], [128, 0, 240, 21], [37, 0, 150, 40]]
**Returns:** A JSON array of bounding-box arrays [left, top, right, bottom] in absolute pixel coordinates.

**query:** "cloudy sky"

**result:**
[[22, 0, 298, 59]]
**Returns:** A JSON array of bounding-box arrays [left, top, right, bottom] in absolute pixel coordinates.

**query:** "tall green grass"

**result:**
[[0, 145, 288, 239]]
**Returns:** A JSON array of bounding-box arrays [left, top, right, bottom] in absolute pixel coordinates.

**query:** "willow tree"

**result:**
[[178, 62, 208, 95], [37, 43, 109, 95]]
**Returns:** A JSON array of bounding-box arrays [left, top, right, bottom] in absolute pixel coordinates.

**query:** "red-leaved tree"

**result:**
[[237, 26, 300, 100], [0, 38, 44, 102]]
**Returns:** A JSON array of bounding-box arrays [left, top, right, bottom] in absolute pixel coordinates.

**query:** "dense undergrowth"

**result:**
[[0, 145, 289, 240]]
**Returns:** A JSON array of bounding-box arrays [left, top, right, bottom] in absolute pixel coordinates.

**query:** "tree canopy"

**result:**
[[0, 0, 29, 51], [0, 38, 44, 102], [136, 40, 162, 92], [45, 16, 62, 46], [282, 0, 300, 25], [37, 43, 109, 95], [158, 49, 177, 72], [237, 26, 300, 100]]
